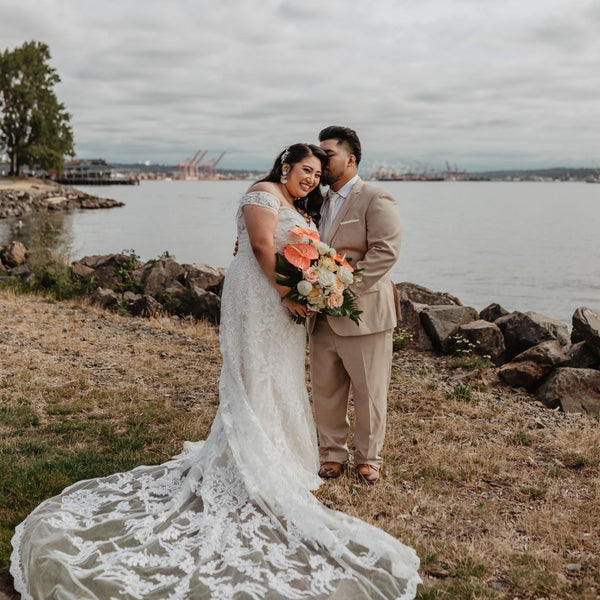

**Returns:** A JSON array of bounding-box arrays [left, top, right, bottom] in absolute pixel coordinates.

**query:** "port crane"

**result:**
[[175, 150, 226, 179], [199, 151, 226, 179]]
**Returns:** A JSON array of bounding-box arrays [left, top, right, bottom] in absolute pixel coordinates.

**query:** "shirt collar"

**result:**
[[331, 174, 360, 200]]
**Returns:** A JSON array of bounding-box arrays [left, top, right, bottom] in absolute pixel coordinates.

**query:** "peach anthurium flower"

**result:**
[[289, 227, 320, 244], [283, 243, 319, 271], [333, 254, 354, 272]]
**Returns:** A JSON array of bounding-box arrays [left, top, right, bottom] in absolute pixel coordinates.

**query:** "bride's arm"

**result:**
[[243, 205, 309, 318], [243, 205, 287, 294]]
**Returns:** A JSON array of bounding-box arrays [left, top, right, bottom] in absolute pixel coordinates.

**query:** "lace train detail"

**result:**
[[10, 192, 420, 599]]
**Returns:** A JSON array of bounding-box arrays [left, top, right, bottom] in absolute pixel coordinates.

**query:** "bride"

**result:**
[[11, 143, 421, 599]]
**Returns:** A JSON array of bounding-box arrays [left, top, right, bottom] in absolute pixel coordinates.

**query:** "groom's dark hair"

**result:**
[[319, 126, 362, 165]]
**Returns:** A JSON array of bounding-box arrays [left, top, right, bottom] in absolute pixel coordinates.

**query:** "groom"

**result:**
[[308, 126, 402, 484]]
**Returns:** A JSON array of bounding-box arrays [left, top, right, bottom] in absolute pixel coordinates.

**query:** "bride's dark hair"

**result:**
[[257, 143, 327, 224]]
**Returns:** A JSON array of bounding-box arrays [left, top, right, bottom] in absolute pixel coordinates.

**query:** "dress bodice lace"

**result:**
[[235, 190, 314, 256], [10, 191, 420, 599]]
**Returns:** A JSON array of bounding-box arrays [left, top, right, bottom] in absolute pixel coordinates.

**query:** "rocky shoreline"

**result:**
[[397, 282, 600, 416], [0, 178, 124, 219], [1, 244, 599, 417]]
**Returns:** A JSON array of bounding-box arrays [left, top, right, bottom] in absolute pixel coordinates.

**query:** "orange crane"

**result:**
[[190, 150, 208, 179], [200, 151, 226, 179], [176, 150, 201, 179]]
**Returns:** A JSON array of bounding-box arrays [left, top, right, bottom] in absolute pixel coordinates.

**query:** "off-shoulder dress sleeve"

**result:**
[[239, 191, 280, 213]]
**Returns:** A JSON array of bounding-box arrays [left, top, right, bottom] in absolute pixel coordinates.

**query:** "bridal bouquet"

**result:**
[[275, 226, 362, 325]]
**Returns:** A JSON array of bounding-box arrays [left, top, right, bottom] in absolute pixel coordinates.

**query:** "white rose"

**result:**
[[317, 242, 331, 255], [338, 265, 354, 285], [317, 267, 336, 288], [297, 280, 313, 296]]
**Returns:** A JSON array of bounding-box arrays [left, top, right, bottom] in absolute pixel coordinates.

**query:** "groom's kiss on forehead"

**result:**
[[319, 125, 361, 189]]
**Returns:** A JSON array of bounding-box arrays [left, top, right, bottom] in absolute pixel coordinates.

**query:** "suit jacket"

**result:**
[[308, 179, 402, 336]]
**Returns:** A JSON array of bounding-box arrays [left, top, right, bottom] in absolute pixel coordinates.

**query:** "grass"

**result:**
[[1, 287, 599, 599]]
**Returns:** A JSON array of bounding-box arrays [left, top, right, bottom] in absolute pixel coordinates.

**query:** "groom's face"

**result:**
[[320, 139, 355, 188]]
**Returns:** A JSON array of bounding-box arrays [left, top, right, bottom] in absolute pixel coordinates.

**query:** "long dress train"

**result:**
[[10, 191, 421, 599]]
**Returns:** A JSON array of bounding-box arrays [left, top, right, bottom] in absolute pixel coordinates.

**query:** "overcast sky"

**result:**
[[1, 0, 599, 172]]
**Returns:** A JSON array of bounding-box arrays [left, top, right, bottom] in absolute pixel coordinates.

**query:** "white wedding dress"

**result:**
[[11, 191, 420, 599]]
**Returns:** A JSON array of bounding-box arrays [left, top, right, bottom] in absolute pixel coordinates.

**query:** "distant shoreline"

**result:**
[[0, 177, 123, 220]]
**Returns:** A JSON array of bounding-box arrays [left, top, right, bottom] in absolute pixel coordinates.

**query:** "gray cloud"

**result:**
[[0, 0, 598, 170]]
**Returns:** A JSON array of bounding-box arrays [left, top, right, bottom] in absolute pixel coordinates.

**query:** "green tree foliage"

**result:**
[[0, 41, 74, 176]]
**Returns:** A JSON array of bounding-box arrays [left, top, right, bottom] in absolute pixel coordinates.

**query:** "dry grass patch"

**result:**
[[314, 351, 600, 599], [1, 289, 599, 599]]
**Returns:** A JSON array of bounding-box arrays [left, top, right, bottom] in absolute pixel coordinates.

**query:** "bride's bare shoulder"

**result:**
[[247, 181, 281, 198]]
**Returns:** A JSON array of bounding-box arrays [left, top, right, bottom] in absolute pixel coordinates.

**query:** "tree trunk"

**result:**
[[10, 150, 19, 176]]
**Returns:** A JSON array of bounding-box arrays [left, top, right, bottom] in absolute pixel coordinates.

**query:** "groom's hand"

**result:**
[[233, 238, 239, 256]]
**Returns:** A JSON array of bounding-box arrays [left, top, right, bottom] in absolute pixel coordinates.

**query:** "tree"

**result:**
[[0, 41, 74, 176]]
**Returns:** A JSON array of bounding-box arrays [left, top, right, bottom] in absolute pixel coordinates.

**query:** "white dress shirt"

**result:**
[[320, 174, 360, 237]]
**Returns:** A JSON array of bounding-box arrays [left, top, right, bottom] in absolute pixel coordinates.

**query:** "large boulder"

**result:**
[[456, 319, 506, 364], [536, 368, 600, 415], [130, 294, 163, 318], [189, 285, 221, 324], [139, 258, 186, 296], [183, 263, 225, 295], [479, 303, 509, 323], [397, 299, 433, 351], [495, 311, 569, 360], [90, 287, 120, 309], [571, 307, 600, 359], [78, 254, 139, 289], [395, 282, 462, 306], [562, 342, 600, 369], [70, 261, 96, 281], [420, 305, 479, 353], [1, 241, 28, 267], [161, 281, 193, 314], [498, 340, 567, 390]]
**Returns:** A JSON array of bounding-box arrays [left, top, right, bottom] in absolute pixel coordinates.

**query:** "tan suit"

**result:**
[[308, 179, 402, 468]]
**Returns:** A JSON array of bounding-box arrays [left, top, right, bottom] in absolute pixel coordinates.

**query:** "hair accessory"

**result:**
[[280, 146, 290, 165]]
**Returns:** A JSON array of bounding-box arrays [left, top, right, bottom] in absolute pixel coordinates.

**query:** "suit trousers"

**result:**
[[309, 316, 393, 468]]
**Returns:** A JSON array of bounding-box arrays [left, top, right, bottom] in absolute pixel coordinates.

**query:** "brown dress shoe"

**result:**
[[318, 462, 344, 479], [356, 464, 380, 484]]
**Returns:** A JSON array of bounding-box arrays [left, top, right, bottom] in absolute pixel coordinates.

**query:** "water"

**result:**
[[1, 180, 599, 325]]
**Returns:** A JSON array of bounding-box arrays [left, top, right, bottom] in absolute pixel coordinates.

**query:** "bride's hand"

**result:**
[[282, 297, 309, 319]]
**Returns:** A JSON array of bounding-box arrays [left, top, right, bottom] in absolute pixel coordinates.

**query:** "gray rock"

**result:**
[[456, 319, 506, 364], [123, 291, 142, 314], [495, 311, 567, 361], [70, 261, 96, 281], [397, 299, 433, 350], [1, 241, 28, 267], [562, 341, 600, 369], [139, 258, 186, 296], [90, 287, 120, 309], [9, 263, 31, 277], [79, 254, 138, 288], [479, 303, 509, 322], [189, 285, 221, 324], [130, 295, 163, 317], [161, 282, 193, 313], [572, 307, 600, 358], [526, 312, 570, 347], [420, 305, 479, 353], [183, 263, 225, 294], [536, 368, 600, 415], [498, 340, 567, 390], [395, 282, 462, 306]]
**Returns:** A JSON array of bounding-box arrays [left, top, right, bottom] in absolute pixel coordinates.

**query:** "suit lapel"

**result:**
[[326, 179, 364, 244]]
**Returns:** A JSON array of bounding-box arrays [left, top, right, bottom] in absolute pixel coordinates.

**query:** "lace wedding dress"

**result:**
[[11, 191, 420, 599]]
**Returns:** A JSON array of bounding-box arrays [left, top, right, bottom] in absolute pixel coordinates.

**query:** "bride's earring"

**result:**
[[280, 167, 289, 184]]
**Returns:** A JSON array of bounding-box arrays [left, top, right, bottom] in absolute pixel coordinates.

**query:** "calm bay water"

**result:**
[[1, 180, 599, 325]]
